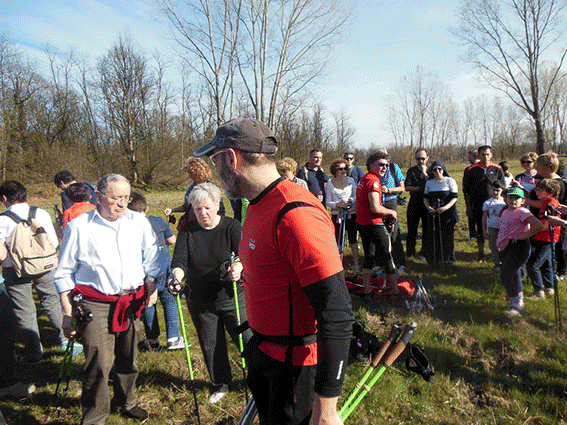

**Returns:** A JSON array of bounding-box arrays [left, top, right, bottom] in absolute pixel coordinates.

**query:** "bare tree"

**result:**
[[236, 0, 353, 128], [98, 36, 154, 183], [387, 67, 449, 165], [158, 0, 353, 129], [456, 0, 567, 153], [158, 0, 240, 126], [333, 109, 355, 156]]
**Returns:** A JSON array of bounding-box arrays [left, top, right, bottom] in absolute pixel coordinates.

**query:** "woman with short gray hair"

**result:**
[[169, 182, 251, 404]]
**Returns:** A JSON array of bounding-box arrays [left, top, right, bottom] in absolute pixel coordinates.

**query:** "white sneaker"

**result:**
[[528, 290, 545, 299], [545, 288, 555, 297], [167, 337, 188, 351], [503, 308, 522, 317], [208, 384, 228, 404], [398, 266, 407, 274]]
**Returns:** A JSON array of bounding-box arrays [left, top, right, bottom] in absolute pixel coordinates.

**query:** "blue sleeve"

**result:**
[[394, 164, 405, 184], [160, 217, 174, 238]]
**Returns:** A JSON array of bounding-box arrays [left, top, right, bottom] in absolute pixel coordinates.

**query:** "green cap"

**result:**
[[506, 187, 525, 198]]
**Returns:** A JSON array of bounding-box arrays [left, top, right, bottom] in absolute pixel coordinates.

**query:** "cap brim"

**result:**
[[193, 140, 217, 157]]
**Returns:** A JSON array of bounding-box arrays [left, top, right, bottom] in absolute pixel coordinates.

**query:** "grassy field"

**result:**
[[2, 162, 567, 424]]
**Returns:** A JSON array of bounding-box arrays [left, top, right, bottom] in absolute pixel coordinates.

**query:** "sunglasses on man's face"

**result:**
[[416, 157, 427, 161], [376, 162, 388, 168]]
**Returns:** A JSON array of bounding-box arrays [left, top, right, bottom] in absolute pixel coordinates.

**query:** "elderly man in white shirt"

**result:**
[[0, 180, 69, 365], [55, 173, 160, 425]]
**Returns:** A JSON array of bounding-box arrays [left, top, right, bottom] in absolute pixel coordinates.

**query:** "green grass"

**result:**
[[2, 163, 567, 424]]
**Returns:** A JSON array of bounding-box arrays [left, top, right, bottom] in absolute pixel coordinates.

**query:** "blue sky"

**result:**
[[0, 0, 494, 148]]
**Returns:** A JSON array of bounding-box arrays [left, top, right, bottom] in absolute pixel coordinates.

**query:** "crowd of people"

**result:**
[[0, 117, 566, 424]]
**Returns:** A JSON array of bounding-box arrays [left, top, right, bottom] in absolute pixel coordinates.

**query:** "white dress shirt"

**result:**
[[54, 208, 160, 295], [0, 203, 59, 268]]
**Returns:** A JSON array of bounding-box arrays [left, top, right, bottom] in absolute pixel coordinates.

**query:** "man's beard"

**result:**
[[218, 158, 244, 199]]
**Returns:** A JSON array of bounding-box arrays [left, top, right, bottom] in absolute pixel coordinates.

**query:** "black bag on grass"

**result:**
[[348, 322, 380, 364]]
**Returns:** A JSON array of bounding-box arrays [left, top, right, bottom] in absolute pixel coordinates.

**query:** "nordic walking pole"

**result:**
[[230, 252, 248, 402], [338, 208, 347, 260], [174, 285, 201, 425], [339, 323, 403, 416], [550, 223, 562, 332], [437, 211, 444, 273], [341, 322, 417, 421], [429, 208, 437, 271], [54, 326, 75, 399]]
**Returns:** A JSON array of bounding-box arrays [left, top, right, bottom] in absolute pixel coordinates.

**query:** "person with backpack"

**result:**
[[296, 149, 330, 204], [0, 180, 81, 365], [375, 148, 407, 273], [194, 118, 354, 425]]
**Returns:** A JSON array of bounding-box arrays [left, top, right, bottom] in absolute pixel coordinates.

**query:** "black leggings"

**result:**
[[358, 224, 396, 274], [332, 214, 358, 245]]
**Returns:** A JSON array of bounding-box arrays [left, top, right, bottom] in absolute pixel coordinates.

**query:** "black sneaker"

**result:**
[[119, 405, 149, 422], [138, 338, 161, 352]]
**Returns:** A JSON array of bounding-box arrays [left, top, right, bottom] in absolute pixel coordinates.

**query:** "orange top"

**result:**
[[62, 202, 96, 228]]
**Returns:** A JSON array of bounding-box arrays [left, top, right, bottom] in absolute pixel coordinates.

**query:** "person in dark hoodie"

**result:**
[[423, 160, 459, 266]]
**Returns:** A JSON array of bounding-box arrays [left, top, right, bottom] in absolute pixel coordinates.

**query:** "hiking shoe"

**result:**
[[138, 338, 161, 352], [209, 384, 228, 404], [119, 405, 149, 421], [503, 308, 522, 317], [61, 338, 84, 356], [407, 255, 415, 260], [545, 288, 555, 297], [530, 290, 545, 299], [167, 337, 189, 351], [353, 265, 361, 273], [0, 382, 36, 398], [18, 355, 44, 365], [398, 266, 407, 274]]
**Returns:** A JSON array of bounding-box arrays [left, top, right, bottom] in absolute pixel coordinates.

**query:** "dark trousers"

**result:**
[[500, 239, 531, 298], [425, 213, 456, 265], [79, 300, 142, 425], [526, 240, 553, 291], [0, 282, 17, 388], [247, 348, 316, 425], [406, 199, 428, 257], [187, 293, 251, 387], [383, 199, 406, 267]]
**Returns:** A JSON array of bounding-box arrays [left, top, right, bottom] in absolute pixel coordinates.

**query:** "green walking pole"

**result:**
[[341, 322, 417, 421], [230, 252, 249, 402], [54, 293, 92, 401], [171, 279, 202, 425], [339, 323, 403, 416], [230, 253, 246, 367], [54, 321, 75, 400]]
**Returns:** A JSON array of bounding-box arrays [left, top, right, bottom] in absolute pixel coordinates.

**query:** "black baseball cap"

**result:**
[[193, 117, 278, 157]]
